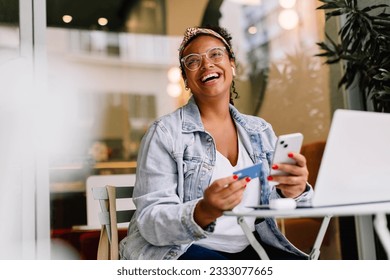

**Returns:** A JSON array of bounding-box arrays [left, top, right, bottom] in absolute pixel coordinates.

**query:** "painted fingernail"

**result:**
[[245, 177, 251, 182], [288, 153, 294, 158], [272, 164, 278, 170], [267, 175, 273, 181], [233, 175, 238, 180]]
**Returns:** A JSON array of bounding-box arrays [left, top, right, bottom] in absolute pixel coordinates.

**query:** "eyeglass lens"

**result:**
[[183, 47, 225, 71]]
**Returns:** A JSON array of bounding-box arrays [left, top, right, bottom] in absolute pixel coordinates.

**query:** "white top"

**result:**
[[194, 136, 261, 253]]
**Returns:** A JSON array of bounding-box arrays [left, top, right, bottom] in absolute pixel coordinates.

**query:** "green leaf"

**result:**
[[326, 58, 341, 64], [318, 0, 339, 4], [362, 4, 389, 13], [317, 3, 340, 10], [352, 0, 357, 9]]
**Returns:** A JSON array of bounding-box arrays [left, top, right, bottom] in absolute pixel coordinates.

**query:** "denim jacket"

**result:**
[[119, 96, 313, 260]]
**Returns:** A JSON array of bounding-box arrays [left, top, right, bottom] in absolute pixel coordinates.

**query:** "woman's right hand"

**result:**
[[194, 175, 250, 228]]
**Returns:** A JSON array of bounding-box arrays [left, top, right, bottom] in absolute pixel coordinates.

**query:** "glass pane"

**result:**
[[47, 0, 333, 259], [0, 0, 20, 63]]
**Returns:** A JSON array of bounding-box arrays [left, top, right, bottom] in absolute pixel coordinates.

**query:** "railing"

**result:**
[[67, 29, 182, 67]]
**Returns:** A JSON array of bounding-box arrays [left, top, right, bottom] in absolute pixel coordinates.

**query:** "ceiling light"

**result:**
[[278, 9, 299, 30], [62, 15, 72, 23], [98, 17, 108, 26], [248, 25, 257, 34], [167, 67, 181, 83], [167, 83, 182, 98]]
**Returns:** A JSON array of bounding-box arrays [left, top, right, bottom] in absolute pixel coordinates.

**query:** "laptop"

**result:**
[[310, 109, 390, 207]]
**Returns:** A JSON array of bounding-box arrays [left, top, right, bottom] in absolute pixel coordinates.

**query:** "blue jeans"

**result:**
[[178, 232, 307, 260], [178, 244, 261, 260]]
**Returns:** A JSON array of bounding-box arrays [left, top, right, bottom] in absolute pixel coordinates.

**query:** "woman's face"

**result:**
[[181, 35, 235, 102]]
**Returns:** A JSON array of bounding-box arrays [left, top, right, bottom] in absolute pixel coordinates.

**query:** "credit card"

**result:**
[[233, 163, 262, 180]]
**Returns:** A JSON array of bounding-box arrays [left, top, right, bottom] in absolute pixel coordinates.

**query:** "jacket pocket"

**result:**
[[182, 158, 201, 202]]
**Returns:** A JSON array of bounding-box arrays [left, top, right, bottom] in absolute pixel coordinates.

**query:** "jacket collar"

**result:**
[[181, 95, 244, 133], [181, 96, 204, 133]]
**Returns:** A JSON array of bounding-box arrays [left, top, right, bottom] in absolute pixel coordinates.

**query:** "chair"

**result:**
[[92, 185, 135, 260]]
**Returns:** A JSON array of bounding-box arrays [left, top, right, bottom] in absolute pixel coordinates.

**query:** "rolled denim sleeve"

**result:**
[[269, 182, 314, 203]]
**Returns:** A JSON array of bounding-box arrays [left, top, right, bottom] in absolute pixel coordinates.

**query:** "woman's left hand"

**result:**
[[268, 152, 309, 198]]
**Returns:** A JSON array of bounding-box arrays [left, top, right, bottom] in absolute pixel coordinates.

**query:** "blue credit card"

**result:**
[[233, 163, 262, 179]]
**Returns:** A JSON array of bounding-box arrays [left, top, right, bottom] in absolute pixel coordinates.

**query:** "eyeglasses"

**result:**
[[180, 47, 227, 71]]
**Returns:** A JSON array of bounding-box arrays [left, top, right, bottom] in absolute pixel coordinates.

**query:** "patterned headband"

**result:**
[[178, 27, 234, 58]]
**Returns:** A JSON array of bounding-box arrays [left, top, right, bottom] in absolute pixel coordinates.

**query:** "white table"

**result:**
[[224, 201, 390, 260]]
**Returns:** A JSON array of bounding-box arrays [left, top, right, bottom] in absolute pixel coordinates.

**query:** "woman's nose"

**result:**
[[200, 55, 214, 69]]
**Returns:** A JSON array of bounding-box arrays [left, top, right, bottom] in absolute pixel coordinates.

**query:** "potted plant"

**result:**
[[316, 0, 390, 113]]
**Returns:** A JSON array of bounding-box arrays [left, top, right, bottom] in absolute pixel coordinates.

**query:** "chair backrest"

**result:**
[[300, 140, 326, 188], [92, 185, 135, 260], [86, 174, 136, 228]]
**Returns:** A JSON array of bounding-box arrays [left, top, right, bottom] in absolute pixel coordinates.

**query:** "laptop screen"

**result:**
[[312, 109, 390, 207]]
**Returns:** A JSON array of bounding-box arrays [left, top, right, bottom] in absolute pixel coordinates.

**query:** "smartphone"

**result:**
[[233, 163, 262, 180], [270, 133, 303, 177]]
